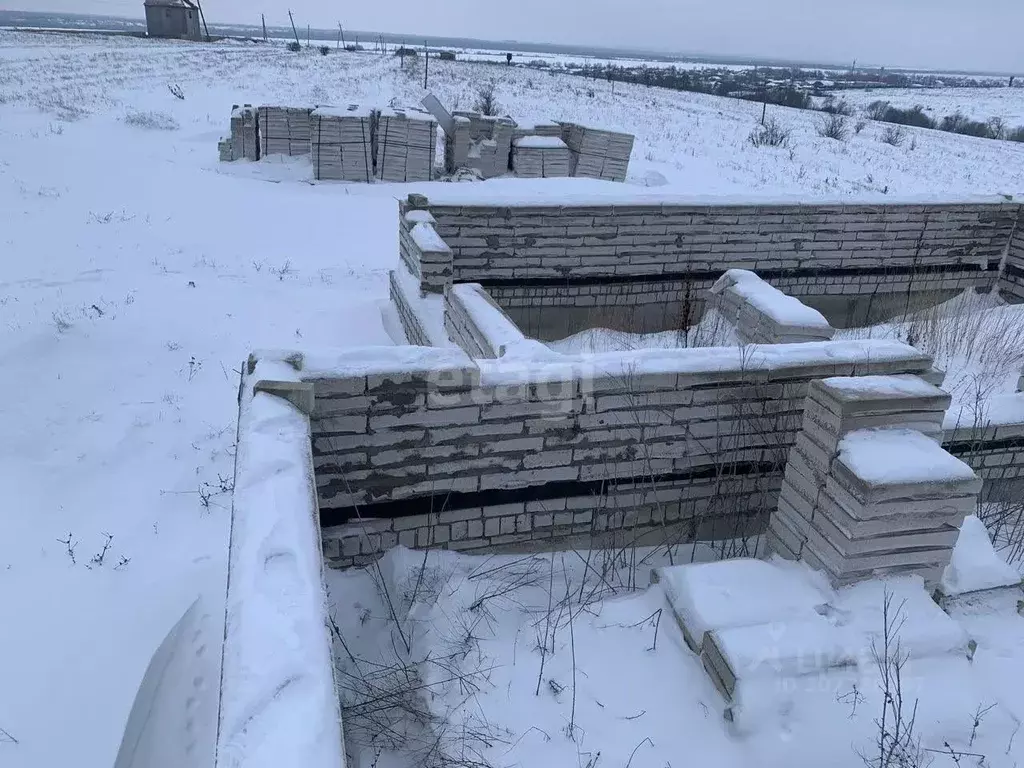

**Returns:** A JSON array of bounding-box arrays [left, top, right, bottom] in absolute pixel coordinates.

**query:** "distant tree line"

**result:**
[[865, 100, 1024, 142], [519, 59, 1024, 145]]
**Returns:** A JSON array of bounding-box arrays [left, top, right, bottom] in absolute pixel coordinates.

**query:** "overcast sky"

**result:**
[[36, 0, 1024, 72]]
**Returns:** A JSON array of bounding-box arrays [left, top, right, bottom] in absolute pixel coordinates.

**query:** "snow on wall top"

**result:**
[[712, 269, 831, 330], [477, 338, 931, 387], [255, 339, 928, 389], [449, 283, 531, 356], [410, 222, 451, 253], [216, 373, 344, 768], [299, 346, 475, 379], [820, 373, 947, 401], [838, 428, 978, 486], [391, 261, 452, 348], [404, 209, 436, 225], [514, 136, 569, 149], [408, 177, 1020, 208]]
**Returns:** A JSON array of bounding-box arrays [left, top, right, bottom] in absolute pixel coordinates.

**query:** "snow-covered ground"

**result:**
[[2, 29, 1024, 767], [3, 31, 1024, 197], [840, 87, 1024, 126], [329, 544, 1024, 768]]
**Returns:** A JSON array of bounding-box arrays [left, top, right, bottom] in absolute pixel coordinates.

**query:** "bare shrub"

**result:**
[[858, 591, 928, 768], [473, 82, 500, 116], [901, 293, 1024, 405], [820, 96, 853, 116], [979, 498, 1024, 564], [817, 113, 850, 141], [840, 291, 1024, 410], [123, 110, 179, 131], [330, 552, 516, 768], [878, 104, 936, 130], [609, 350, 789, 567], [39, 92, 89, 122], [866, 100, 892, 121], [52, 310, 74, 333], [987, 116, 1008, 140], [748, 116, 791, 148], [854, 119, 867, 134], [880, 124, 907, 147], [940, 111, 996, 138]]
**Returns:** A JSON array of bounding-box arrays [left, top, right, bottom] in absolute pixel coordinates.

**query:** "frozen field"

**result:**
[[840, 87, 1024, 126], [1, 29, 1024, 768]]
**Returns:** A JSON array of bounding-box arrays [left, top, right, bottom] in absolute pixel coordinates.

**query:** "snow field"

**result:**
[[840, 87, 1024, 127], [0, 34, 395, 768]]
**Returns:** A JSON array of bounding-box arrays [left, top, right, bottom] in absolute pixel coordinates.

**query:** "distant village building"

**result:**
[[144, 0, 202, 41]]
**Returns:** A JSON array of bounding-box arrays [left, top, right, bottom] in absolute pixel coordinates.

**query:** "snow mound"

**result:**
[[942, 515, 1021, 596], [837, 575, 970, 660]]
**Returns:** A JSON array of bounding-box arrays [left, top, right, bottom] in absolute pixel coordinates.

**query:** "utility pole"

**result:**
[[336, 23, 342, 50], [424, 40, 429, 89], [761, 73, 769, 126], [261, 13, 267, 42], [307, 24, 310, 47], [287, 10, 300, 46], [194, 0, 211, 41]]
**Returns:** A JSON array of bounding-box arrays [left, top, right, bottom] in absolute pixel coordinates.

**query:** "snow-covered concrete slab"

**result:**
[[652, 557, 831, 652], [837, 428, 980, 500], [710, 269, 834, 343], [216, 372, 344, 768]]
